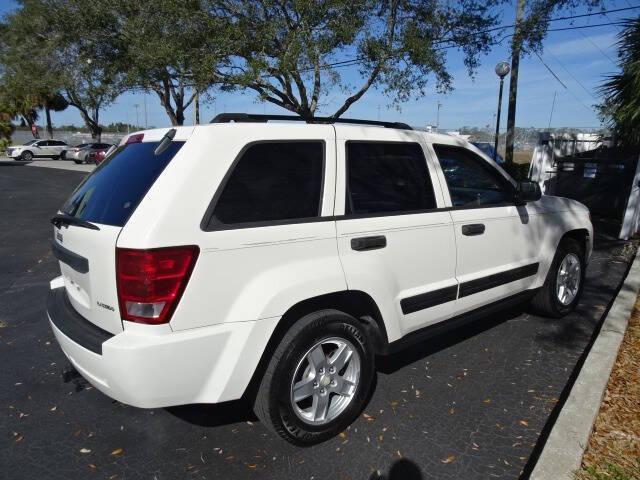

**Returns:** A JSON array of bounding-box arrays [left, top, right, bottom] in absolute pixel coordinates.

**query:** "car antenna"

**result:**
[[154, 128, 177, 156]]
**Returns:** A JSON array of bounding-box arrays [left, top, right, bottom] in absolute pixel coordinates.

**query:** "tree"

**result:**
[[111, 0, 228, 126], [210, 0, 503, 119], [45, 0, 125, 140], [599, 18, 640, 146], [0, 2, 67, 137], [0, 0, 121, 140]]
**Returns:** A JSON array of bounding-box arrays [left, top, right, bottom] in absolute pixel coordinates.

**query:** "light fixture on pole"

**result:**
[[493, 61, 510, 162]]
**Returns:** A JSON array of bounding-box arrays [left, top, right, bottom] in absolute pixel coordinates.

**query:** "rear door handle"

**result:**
[[461, 223, 485, 236], [351, 235, 387, 251]]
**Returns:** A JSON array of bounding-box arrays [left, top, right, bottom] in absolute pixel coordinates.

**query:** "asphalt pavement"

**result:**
[[0, 164, 636, 480]]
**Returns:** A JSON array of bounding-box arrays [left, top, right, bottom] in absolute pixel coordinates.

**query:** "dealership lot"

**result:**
[[1, 164, 636, 480]]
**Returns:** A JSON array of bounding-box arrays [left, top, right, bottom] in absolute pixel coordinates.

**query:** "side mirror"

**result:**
[[515, 180, 542, 205]]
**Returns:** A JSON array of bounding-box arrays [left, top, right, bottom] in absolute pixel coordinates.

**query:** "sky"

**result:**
[[1, 0, 638, 131]]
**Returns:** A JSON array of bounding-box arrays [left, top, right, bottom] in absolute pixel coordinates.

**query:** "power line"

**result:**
[[544, 48, 597, 99], [534, 51, 594, 112], [534, 51, 567, 89], [307, 10, 632, 74], [578, 30, 616, 63], [315, 20, 629, 73]]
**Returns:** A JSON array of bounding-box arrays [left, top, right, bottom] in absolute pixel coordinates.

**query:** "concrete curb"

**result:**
[[530, 246, 640, 480]]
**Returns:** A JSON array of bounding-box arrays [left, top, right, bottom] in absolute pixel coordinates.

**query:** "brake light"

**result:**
[[126, 133, 144, 144], [116, 246, 199, 324]]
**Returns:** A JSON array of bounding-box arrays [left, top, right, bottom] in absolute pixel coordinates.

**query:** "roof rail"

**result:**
[[210, 113, 412, 130]]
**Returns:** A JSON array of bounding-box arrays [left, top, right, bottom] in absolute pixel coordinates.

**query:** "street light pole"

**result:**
[[493, 61, 511, 162]]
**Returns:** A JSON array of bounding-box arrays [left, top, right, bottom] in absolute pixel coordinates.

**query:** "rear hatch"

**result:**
[[52, 130, 187, 334]]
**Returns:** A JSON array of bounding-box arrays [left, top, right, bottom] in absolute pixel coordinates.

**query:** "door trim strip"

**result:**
[[399, 262, 540, 314], [458, 263, 539, 298], [400, 285, 458, 315]]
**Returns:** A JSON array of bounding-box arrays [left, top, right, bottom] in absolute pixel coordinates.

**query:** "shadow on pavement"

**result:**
[[369, 458, 423, 480], [166, 399, 257, 427], [377, 303, 526, 374]]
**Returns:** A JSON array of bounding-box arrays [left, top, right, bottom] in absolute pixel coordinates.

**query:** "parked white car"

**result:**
[[7, 139, 68, 161], [47, 114, 592, 445]]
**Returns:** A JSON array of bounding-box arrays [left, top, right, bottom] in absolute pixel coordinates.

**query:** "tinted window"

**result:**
[[62, 141, 184, 226], [346, 142, 436, 215], [210, 142, 324, 227], [433, 145, 513, 207], [51, 140, 67, 146]]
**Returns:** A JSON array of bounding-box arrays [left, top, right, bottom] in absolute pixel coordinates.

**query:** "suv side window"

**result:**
[[346, 142, 436, 215], [209, 141, 324, 228], [433, 144, 514, 207]]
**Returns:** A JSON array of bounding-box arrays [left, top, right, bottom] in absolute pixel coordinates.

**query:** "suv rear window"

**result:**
[[61, 141, 184, 227]]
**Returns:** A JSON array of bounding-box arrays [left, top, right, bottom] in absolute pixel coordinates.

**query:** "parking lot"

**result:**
[[1, 163, 636, 480]]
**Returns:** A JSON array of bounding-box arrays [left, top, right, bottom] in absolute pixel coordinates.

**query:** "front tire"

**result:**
[[21, 151, 33, 161], [531, 238, 585, 318], [253, 310, 375, 446]]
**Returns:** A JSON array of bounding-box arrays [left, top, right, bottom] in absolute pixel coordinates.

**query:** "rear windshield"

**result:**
[[61, 141, 184, 227]]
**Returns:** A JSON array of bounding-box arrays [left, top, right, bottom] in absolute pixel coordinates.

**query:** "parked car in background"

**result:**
[[66, 143, 114, 164], [7, 139, 68, 161], [87, 144, 114, 165], [472, 141, 504, 164], [48, 114, 592, 446]]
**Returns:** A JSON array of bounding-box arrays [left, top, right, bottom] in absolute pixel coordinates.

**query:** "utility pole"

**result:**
[[436, 100, 441, 131], [144, 96, 148, 128], [505, 0, 525, 166], [548, 91, 557, 129], [134, 104, 140, 130]]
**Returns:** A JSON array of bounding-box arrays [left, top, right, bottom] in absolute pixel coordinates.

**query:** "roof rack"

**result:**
[[210, 113, 412, 130]]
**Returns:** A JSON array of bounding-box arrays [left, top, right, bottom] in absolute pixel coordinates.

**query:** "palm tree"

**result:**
[[599, 18, 640, 146]]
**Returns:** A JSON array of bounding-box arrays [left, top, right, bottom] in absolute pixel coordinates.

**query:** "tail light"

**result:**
[[116, 246, 199, 324], [126, 133, 144, 144]]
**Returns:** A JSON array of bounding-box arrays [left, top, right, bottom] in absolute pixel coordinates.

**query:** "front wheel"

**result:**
[[21, 151, 33, 161], [253, 310, 375, 445], [530, 238, 585, 318]]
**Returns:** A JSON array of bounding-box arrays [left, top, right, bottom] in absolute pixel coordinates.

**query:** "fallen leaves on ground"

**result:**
[[110, 448, 124, 456], [441, 454, 456, 464], [576, 295, 640, 479]]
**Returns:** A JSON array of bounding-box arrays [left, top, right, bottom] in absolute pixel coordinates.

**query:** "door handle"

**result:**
[[461, 223, 485, 236], [351, 235, 387, 251]]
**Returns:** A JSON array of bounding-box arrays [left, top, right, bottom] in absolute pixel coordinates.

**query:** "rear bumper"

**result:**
[[47, 284, 278, 408]]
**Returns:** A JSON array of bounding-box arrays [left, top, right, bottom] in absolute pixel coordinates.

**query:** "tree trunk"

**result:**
[[44, 103, 54, 139], [194, 91, 200, 125], [505, 0, 525, 166]]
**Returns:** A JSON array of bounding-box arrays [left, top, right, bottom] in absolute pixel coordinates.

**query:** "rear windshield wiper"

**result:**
[[51, 213, 100, 231], [154, 128, 177, 156]]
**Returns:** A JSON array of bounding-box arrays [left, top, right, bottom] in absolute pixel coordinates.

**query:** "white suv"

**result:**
[[7, 139, 68, 160], [47, 114, 592, 445]]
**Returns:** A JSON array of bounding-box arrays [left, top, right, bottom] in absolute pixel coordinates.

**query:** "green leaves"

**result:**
[[599, 18, 640, 146]]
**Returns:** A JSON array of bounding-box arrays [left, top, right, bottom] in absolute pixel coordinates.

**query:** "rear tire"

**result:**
[[74, 160, 82, 164], [530, 238, 585, 318], [253, 309, 375, 446]]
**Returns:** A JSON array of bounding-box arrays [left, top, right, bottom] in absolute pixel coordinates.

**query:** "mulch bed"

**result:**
[[576, 296, 640, 479]]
